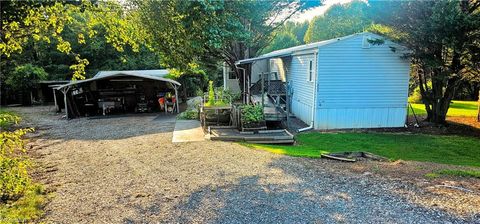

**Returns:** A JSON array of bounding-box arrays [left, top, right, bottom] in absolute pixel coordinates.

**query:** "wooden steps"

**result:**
[[209, 127, 294, 144], [250, 94, 287, 121]]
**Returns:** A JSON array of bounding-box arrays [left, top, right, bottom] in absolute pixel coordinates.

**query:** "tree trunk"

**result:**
[[477, 90, 480, 122], [424, 75, 460, 124]]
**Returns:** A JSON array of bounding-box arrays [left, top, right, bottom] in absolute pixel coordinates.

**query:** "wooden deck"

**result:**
[[209, 126, 294, 144], [251, 94, 287, 121]]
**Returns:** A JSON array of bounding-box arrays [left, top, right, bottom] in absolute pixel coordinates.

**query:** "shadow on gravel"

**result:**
[[125, 157, 472, 223], [41, 114, 177, 141], [10, 106, 179, 141]]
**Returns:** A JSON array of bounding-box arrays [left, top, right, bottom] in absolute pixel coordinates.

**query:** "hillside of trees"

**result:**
[[1, 0, 478, 123]]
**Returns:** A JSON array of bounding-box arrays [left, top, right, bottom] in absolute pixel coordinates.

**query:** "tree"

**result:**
[[304, 0, 372, 43], [262, 32, 300, 54], [133, 0, 319, 89], [261, 21, 308, 54], [1, 1, 149, 80], [369, 0, 480, 124], [6, 64, 47, 91], [6, 64, 47, 104]]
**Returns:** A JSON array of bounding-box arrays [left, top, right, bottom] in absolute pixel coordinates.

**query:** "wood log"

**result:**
[[321, 154, 356, 162]]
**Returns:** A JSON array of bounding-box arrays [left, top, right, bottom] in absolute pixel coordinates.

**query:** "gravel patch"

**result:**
[[11, 106, 479, 223]]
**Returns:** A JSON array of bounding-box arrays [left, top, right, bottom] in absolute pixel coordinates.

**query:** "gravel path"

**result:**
[[13, 106, 478, 223]]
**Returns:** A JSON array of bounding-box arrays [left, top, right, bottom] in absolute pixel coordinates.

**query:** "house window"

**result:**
[[308, 60, 314, 82], [228, 67, 236, 79], [362, 35, 371, 48], [228, 71, 236, 79], [272, 72, 278, 80]]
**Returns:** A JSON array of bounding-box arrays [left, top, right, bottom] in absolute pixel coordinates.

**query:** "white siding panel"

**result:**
[[269, 58, 287, 81], [250, 59, 268, 85], [315, 34, 410, 129], [289, 53, 316, 124]]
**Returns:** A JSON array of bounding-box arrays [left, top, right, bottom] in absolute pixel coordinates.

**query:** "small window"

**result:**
[[308, 60, 314, 82], [228, 67, 236, 79], [272, 72, 278, 80], [362, 35, 371, 48]]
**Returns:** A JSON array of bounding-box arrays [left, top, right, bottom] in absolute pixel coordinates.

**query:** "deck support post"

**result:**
[[261, 72, 265, 108]]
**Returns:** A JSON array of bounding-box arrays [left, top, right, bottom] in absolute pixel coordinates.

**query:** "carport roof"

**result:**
[[54, 69, 180, 90], [94, 70, 170, 78]]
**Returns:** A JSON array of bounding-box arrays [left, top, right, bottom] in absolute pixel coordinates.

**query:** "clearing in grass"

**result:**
[[246, 132, 480, 167], [410, 100, 478, 117]]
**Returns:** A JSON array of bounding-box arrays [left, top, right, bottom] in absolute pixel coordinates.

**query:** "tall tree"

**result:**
[[261, 21, 308, 54], [262, 32, 300, 54], [1, 0, 149, 80], [304, 0, 372, 43], [134, 0, 319, 77], [370, 0, 480, 124]]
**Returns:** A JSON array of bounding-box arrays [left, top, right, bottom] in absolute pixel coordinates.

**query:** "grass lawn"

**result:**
[[246, 132, 480, 167], [410, 100, 478, 117]]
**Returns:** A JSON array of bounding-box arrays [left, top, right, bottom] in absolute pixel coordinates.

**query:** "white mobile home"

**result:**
[[235, 32, 410, 130]]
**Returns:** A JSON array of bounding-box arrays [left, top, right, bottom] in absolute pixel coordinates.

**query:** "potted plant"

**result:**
[[240, 104, 266, 131], [201, 81, 232, 126]]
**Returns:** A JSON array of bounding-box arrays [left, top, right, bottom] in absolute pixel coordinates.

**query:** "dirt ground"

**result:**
[[10, 106, 480, 223]]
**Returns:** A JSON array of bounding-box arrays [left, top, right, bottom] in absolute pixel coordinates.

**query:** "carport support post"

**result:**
[[53, 89, 59, 112], [174, 85, 180, 114], [61, 86, 70, 118]]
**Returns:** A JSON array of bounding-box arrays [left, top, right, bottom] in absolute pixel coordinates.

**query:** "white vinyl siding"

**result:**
[[315, 34, 410, 129], [288, 53, 316, 125]]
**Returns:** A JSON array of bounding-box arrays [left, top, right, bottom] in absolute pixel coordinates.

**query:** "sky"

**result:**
[[291, 0, 354, 22]]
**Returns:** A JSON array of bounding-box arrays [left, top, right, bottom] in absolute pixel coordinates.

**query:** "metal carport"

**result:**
[[54, 70, 181, 118]]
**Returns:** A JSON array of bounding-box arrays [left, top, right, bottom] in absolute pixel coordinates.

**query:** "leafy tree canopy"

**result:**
[[1, 0, 151, 80], [6, 64, 47, 91], [133, 0, 319, 75], [304, 0, 372, 43], [368, 0, 480, 123], [261, 21, 308, 54]]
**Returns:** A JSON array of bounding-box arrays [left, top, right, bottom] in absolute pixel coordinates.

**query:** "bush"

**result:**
[[0, 184, 46, 222], [223, 89, 241, 102], [205, 81, 215, 107], [204, 81, 230, 107], [177, 109, 199, 120], [6, 64, 47, 92], [1, 128, 34, 201], [0, 111, 43, 222], [241, 104, 264, 124], [0, 110, 21, 130], [0, 157, 31, 201]]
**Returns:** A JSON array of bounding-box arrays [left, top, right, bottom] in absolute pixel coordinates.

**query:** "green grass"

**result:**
[[0, 184, 46, 223], [410, 100, 478, 117], [436, 169, 480, 178], [426, 169, 480, 179], [246, 132, 480, 167]]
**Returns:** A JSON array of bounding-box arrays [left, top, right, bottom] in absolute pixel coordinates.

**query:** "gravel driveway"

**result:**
[[13, 106, 478, 223]]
